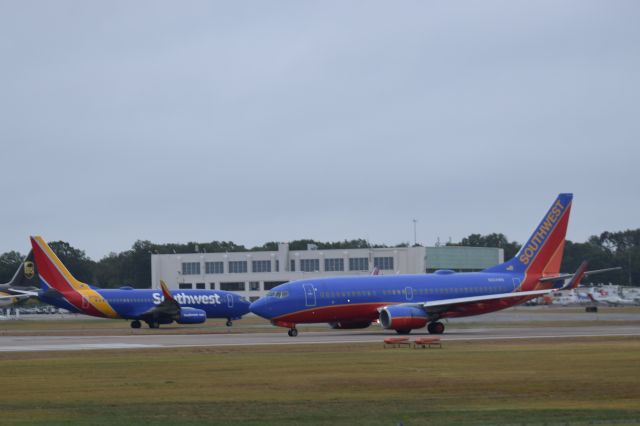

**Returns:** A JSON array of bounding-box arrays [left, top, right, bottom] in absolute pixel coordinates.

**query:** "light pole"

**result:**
[[413, 219, 417, 246]]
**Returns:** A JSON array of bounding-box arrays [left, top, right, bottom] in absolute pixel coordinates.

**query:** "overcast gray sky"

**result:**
[[1, 1, 638, 259]]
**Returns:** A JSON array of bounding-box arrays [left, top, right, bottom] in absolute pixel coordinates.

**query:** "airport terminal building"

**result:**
[[151, 243, 503, 301]]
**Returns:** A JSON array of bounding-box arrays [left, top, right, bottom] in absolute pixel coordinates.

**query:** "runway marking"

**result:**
[[119, 332, 640, 349]]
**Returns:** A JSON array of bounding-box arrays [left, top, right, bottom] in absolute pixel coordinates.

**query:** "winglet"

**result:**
[[563, 261, 589, 290], [160, 280, 175, 301]]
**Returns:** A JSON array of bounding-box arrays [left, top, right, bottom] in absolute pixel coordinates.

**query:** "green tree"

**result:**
[[48, 241, 96, 284], [452, 233, 521, 260], [0, 251, 24, 283], [251, 242, 280, 251], [565, 229, 640, 286]]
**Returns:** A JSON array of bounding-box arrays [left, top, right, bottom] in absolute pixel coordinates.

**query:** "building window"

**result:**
[[209, 283, 216, 290], [228, 261, 247, 273], [275, 260, 279, 272], [300, 259, 320, 272], [249, 281, 260, 291], [349, 257, 369, 271], [196, 283, 205, 289], [325, 258, 344, 271], [205, 261, 224, 274], [252, 260, 271, 273], [179, 283, 192, 289], [374, 257, 394, 270], [264, 281, 287, 290], [220, 282, 245, 291], [182, 262, 200, 275], [290, 259, 296, 272]]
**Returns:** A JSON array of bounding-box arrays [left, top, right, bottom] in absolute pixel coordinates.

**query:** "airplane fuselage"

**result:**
[[250, 271, 556, 325], [39, 288, 250, 320]]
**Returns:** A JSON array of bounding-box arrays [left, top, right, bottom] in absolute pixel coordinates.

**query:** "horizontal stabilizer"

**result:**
[[3, 289, 39, 297], [0, 292, 32, 301], [539, 266, 622, 283]]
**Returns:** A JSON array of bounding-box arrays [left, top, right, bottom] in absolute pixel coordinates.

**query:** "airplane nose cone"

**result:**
[[250, 297, 272, 319]]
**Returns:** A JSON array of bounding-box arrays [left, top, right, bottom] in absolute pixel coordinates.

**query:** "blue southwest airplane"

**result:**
[[250, 194, 619, 336], [26, 236, 250, 328]]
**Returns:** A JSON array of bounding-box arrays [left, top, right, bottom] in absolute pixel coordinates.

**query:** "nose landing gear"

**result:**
[[287, 328, 298, 337]]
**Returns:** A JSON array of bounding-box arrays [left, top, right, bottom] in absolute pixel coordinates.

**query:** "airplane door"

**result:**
[[303, 284, 316, 307], [405, 287, 413, 301], [226, 294, 233, 308], [512, 278, 521, 291], [81, 295, 90, 309]]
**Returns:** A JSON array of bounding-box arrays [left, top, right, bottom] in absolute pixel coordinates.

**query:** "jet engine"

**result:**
[[379, 305, 428, 332], [176, 307, 207, 324], [329, 321, 372, 329]]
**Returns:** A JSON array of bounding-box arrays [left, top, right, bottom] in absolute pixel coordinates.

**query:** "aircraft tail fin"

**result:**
[[565, 261, 588, 290], [4, 251, 40, 290], [30, 236, 88, 293], [483, 193, 573, 276]]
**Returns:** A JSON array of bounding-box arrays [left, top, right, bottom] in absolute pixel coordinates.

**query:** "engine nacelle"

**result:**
[[176, 307, 207, 324], [379, 305, 428, 331], [329, 321, 372, 329]]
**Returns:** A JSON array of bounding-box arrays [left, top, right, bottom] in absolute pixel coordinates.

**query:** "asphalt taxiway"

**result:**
[[1, 324, 638, 352]]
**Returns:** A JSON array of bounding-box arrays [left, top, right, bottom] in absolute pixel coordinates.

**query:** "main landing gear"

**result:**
[[427, 321, 445, 334], [131, 319, 160, 329], [226, 319, 233, 327], [146, 320, 160, 329], [287, 328, 298, 337]]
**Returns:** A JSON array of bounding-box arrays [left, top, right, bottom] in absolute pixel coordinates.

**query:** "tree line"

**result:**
[[1, 231, 638, 288]]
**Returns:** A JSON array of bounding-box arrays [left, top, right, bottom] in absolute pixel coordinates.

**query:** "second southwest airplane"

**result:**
[[27, 236, 250, 328], [250, 194, 618, 336]]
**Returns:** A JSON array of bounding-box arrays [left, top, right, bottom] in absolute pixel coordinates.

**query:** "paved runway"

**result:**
[[1, 325, 638, 352]]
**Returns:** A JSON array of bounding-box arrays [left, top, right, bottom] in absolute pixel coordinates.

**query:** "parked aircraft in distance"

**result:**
[[587, 288, 637, 307], [29, 236, 250, 328], [251, 194, 620, 336], [556, 290, 592, 306], [0, 251, 41, 308]]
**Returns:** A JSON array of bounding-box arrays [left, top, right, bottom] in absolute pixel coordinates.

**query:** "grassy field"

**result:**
[[1, 337, 639, 425]]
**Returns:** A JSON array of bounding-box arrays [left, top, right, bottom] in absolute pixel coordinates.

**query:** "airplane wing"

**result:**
[[4, 289, 39, 297], [136, 280, 180, 320], [384, 287, 558, 315], [401, 263, 590, 314], [414, 288, 556, 313]]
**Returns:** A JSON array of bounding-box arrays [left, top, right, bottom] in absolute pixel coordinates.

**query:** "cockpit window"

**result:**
[[266, 291, 289, 298]]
